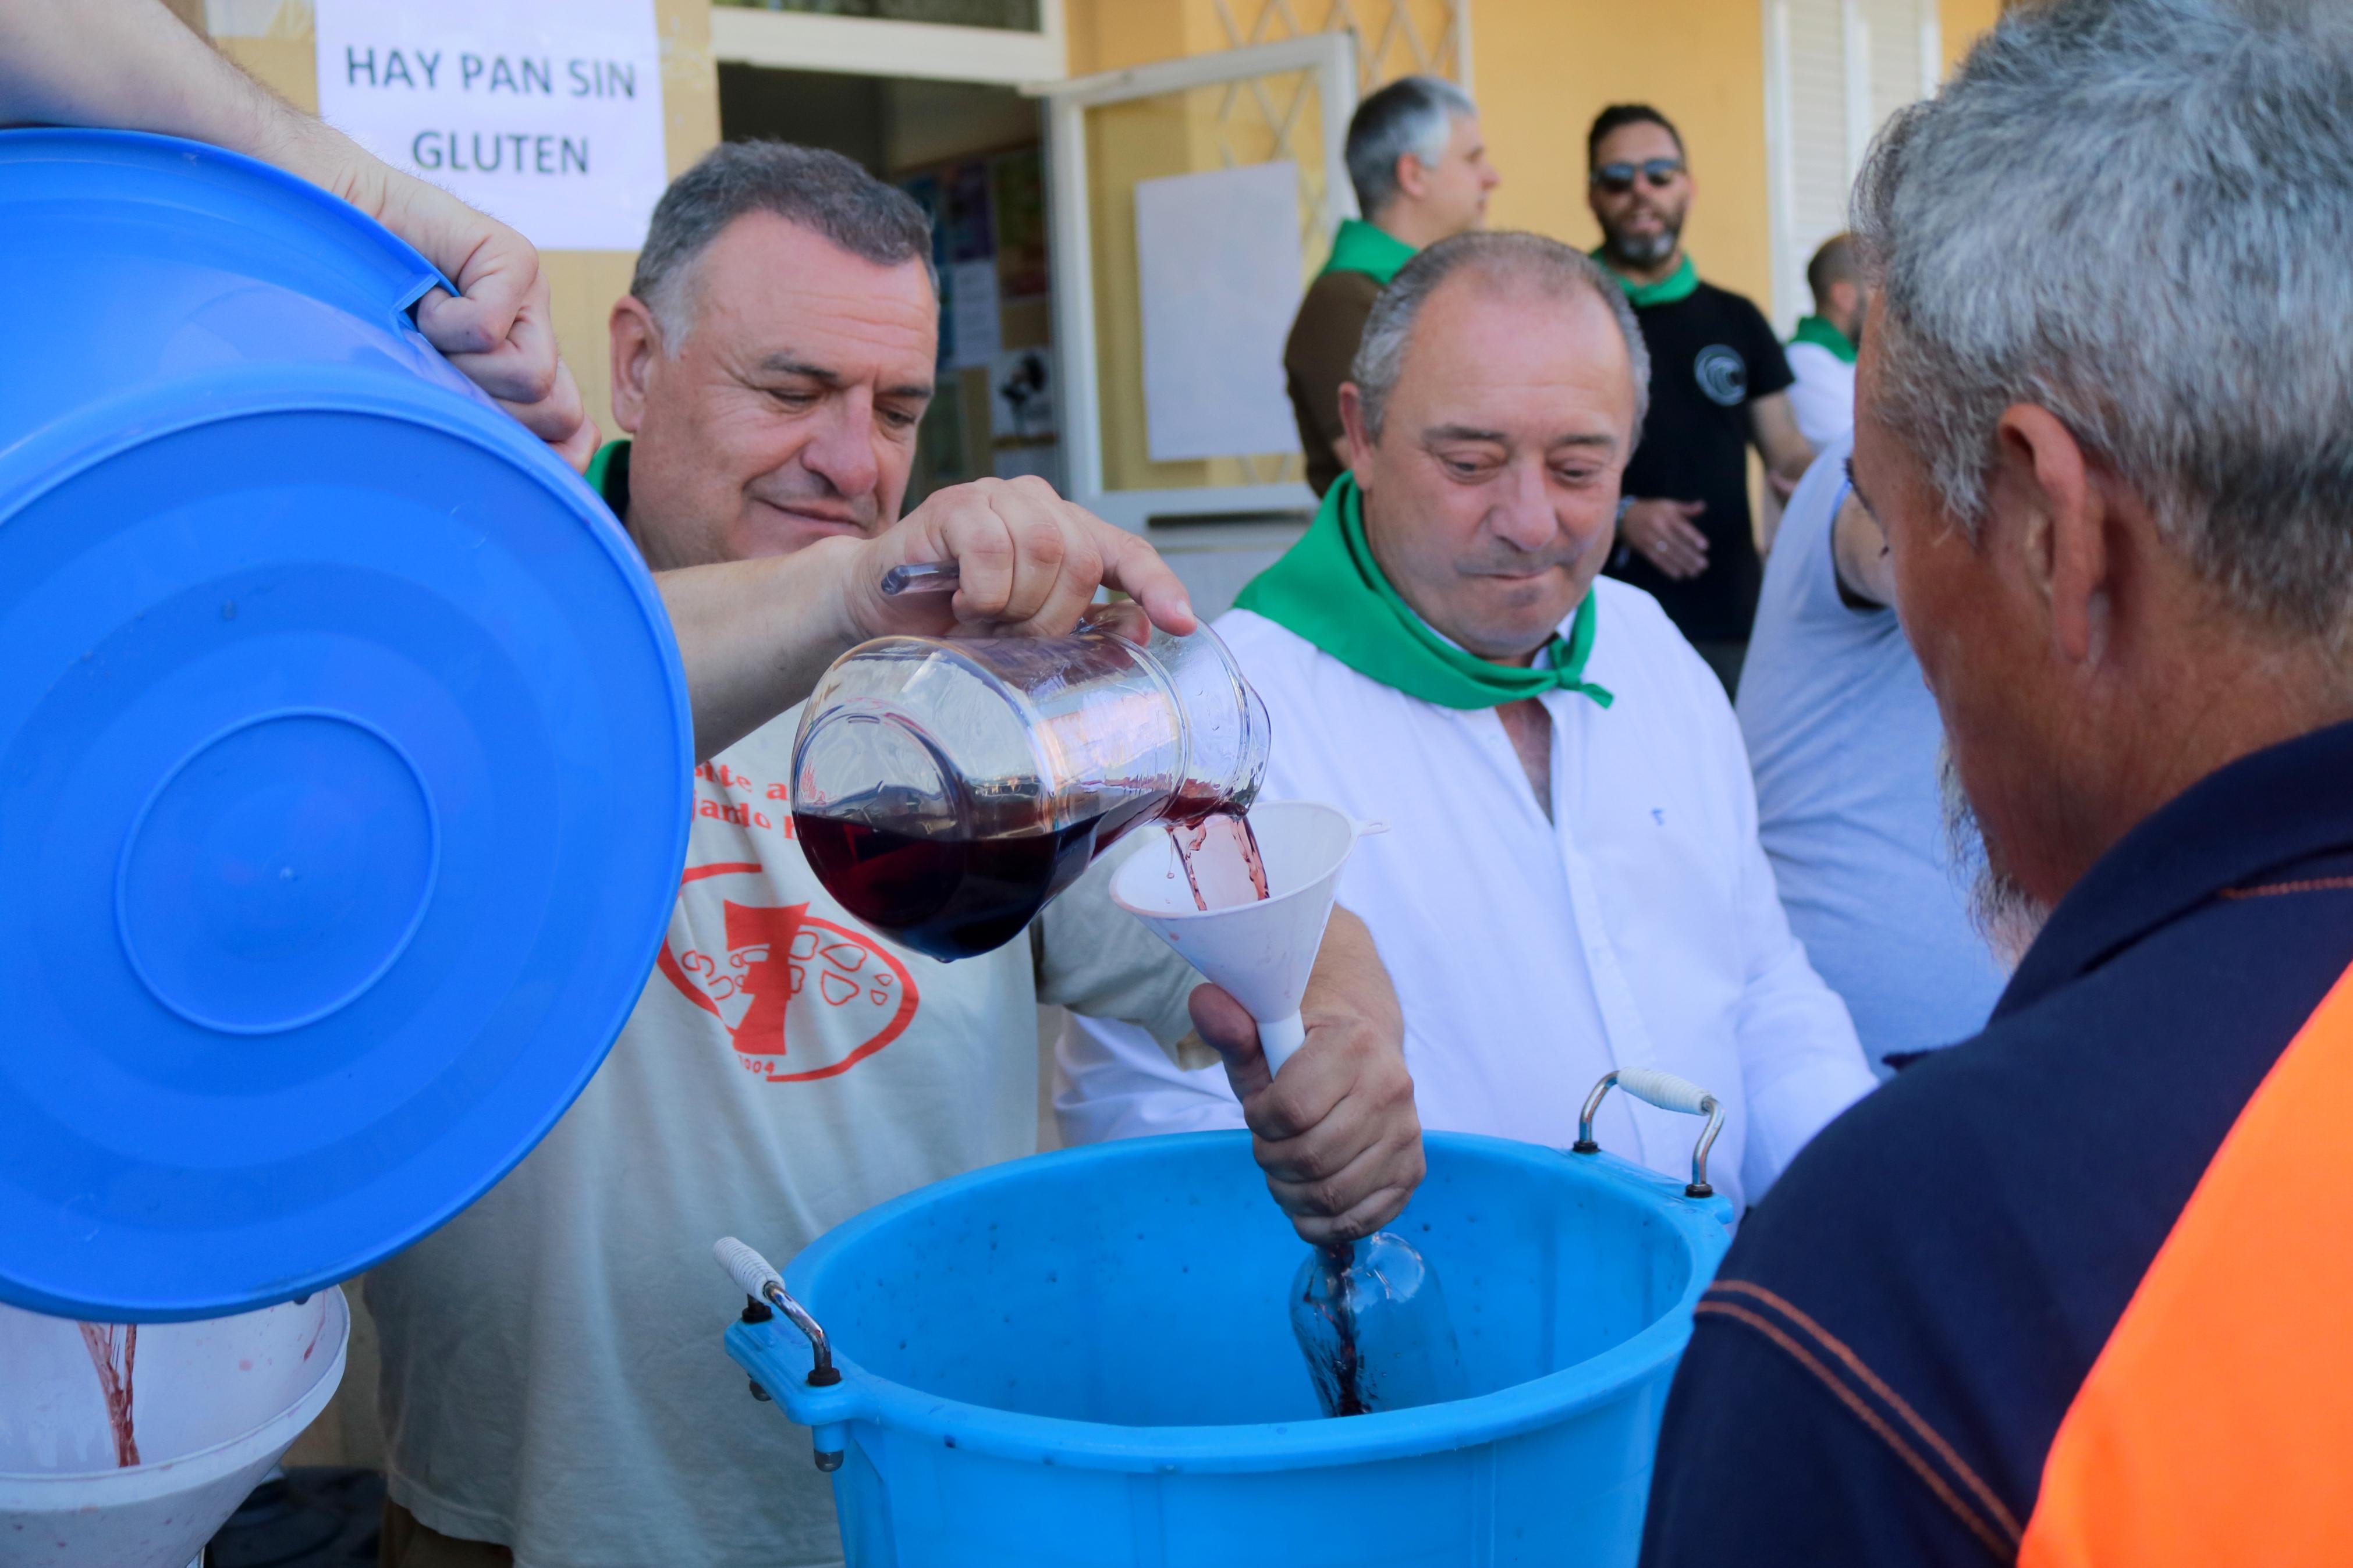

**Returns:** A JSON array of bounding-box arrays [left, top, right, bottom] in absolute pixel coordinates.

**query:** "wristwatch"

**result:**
[[1612, 495, 1635, 568]]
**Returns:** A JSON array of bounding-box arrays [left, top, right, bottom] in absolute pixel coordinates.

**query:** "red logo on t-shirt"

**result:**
[[655, 862, 919, 1081]]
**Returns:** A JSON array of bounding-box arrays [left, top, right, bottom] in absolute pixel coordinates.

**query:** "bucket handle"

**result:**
[[1572, 1068, 1724, 1199], [715, 1236, 842, 1393]]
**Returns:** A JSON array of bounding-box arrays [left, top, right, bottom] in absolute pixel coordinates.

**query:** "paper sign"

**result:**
[[949, 258, 1002, 371], [314, 0, 668, 253], [1134, 162, 1306, 463]]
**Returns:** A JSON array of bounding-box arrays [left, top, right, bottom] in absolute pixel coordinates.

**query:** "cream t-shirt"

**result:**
[[368, 702, 1202, 1568]]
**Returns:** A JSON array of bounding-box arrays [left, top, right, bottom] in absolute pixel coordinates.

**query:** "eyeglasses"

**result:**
[[1591, 159, 1685, 194]]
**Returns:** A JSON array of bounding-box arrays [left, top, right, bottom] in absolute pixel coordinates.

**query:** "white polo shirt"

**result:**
[[1057, 579, 1876, 1212], [1784, 337, 1857, 448]]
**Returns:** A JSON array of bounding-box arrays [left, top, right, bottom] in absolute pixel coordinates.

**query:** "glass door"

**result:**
[[1038, 34, 1358, 531]]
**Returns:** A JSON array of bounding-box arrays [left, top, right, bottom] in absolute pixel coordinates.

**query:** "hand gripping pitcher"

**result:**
[[790, 605, 1270, 962]]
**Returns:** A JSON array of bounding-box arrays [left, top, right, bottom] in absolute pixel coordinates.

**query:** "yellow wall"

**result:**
[[1942, 0, 2006, 74], [1064, 0, 2009, 321], [207, 0, 2007, 457], [208, 0, 721, 443]]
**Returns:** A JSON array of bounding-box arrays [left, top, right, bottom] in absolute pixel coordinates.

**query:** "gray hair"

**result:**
[[1854, 0, 2353, 635], [1346, 75, 1478, 219], [1351, 231, 1651, 443], [630, 141, 934, 352]]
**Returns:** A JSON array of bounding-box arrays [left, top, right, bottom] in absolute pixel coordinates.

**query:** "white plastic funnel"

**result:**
[[1110, 800, 1369, 1074], [0, 1289, 349, 1568]]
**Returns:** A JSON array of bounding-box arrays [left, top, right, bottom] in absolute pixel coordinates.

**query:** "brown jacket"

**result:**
[[1282, 268, 1384, 497]]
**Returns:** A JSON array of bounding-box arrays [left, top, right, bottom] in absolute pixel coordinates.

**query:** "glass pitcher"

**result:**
[[789, 605, 1270, 962]]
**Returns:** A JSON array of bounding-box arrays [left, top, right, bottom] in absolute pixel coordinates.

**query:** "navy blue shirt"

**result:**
[[1640, 719, 2353, 1563]]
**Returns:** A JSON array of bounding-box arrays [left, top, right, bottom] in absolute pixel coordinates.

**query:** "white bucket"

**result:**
[[0, 1289, 349, 1568]]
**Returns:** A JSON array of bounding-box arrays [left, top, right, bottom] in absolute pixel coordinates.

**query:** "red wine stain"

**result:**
[[1301, 1242, 1368, 1417], [76, 1322, 140, 1468]]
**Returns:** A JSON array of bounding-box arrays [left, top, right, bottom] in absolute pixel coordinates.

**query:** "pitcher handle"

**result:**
[[1572, 1068, 1725, 1199]]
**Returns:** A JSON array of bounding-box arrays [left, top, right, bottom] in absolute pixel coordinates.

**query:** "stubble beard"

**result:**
[[1605, 209, 1681, 269], [1938, 742, 2051, 970]]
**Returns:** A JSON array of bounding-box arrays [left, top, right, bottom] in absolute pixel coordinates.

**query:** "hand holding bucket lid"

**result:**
[[0, 131, 691, 1322]]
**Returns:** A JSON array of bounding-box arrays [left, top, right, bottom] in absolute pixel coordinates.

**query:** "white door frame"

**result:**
[[1032, 33, 1359, 531], [1758, 0, 1943, 331], [709, 0, 1068, 87]]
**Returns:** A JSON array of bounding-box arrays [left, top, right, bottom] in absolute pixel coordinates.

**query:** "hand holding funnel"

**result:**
[[1111, 802, 1468, 1417]]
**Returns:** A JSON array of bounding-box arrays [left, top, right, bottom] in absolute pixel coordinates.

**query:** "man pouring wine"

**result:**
[[363, 143, 1422, 1568], [1060, 232, 1877, 1215]]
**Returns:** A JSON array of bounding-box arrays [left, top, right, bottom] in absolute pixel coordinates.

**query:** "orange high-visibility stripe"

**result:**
[[2018, 958, 2353, 1567]]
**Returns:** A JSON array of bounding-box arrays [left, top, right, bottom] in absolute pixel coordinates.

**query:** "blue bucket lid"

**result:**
[[0, 131, 691, 1321]]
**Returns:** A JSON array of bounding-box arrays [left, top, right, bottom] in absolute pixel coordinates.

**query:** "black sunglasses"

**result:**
[[1592, 159, 1685, 194]]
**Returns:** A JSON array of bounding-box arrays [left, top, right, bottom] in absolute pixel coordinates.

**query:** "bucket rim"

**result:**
[[0, 364, 692, 1324], [0, 1287, 349, 1501], [744, 1130, 1729, 1472], [0, 126, 451, 317]]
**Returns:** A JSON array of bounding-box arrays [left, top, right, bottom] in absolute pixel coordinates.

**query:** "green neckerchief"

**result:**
[[1593, 248, 1698, 308], [1790, 313, 1858, 364], [1320, 217, 1418, 285], [1234, 472, 1613, 711], [584, 438, 632, 514]]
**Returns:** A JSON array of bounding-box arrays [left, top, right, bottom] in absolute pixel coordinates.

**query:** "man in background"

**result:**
[[1736, 436, 2006, 1078], [1590, 104, 1812, 695], [1783, 233, 1865, 447], [1063, 233, 1873, 1217], [1283, 74, 1499, 497]]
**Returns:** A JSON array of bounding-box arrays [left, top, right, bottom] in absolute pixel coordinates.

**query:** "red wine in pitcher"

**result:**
[[797, 791, 1162, 961]]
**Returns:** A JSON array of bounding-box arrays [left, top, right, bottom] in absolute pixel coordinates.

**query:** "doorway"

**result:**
[[719, 66, 1060, 512]]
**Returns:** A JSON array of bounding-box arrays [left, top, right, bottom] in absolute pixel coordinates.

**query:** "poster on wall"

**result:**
[[991, 347, 1054, 439], [1134, 162, 1305, 463], [314, 0, 668, 253]]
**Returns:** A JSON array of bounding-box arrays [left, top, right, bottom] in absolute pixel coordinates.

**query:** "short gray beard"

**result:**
[[1608, 227, 1679, 268], [1937, 743, 2050, 970]]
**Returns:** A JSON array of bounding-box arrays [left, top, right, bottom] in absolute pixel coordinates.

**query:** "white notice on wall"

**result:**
[[314, 0, 667, 253], [949, 259, 1002, 371], [1134, 162, 1306, 463]]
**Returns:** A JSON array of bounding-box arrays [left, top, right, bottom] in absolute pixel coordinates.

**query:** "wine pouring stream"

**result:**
[[794, 573, 1464, 1417]]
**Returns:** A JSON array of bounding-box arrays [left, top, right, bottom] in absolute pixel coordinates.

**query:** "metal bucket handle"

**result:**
[[1571, 1069, 1724, 1199], [714, 1238, 849, 1470]]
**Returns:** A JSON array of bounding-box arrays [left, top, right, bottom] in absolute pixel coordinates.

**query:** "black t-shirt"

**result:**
[[1606, 280, 1793, 642]]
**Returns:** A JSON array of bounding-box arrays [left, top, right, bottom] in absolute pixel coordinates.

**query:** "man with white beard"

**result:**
[[1642, 1, 2353, 1558]]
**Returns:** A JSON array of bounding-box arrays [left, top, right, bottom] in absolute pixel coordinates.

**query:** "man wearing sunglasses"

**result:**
[[1588, 105, 1813, 696]]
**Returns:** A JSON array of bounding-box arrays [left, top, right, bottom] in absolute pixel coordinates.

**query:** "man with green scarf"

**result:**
[[1060, 233, 1873, 1211], [1282, 74, 1499, 498]]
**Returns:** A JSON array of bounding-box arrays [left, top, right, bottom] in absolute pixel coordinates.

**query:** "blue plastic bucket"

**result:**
[[727, 1131, 1731, 1566], [0, 130, 690, 1321]]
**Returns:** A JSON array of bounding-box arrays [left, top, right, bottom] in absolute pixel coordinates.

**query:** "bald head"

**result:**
[[1351, 231, 1651, 445], [1336, 234, 1644, 665]]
